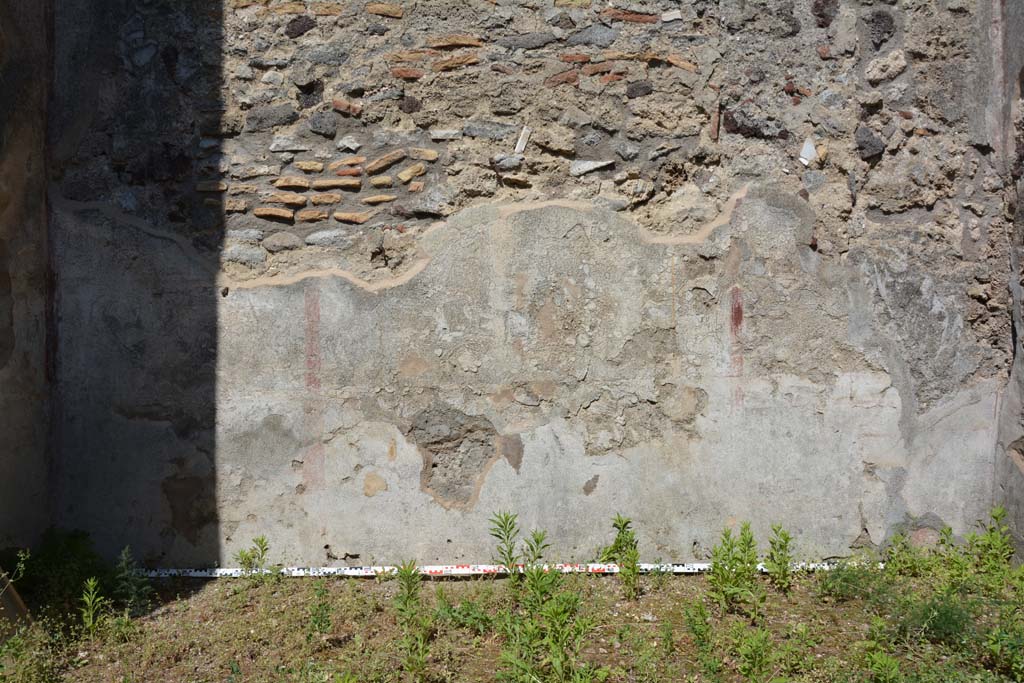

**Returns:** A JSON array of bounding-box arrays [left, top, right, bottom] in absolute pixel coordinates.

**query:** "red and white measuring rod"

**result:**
[[145, 561, 838, 579]]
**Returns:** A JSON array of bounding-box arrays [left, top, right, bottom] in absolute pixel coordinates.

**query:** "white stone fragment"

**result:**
[[799, 138, 818, 166], [335, 135, 362, 151], [661, 9, 683, 22], [514, 126, 531, 154], [430, 129, 463, 141], [570, 159, 615, 177]]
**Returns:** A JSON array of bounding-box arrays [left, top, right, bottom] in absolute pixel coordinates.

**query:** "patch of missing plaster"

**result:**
[[582, 474, 599, 495], [406, 405, 523, 509], [1007, 437, 1024, 475], [363, 471, 388, 497]]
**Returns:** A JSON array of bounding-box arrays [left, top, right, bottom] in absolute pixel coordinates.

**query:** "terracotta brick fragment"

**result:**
[[334, 211, 375, 224], [224, 198, 248, 213], [581, 62, 613, 76], [665, 54, 698, 72], [817, 45, 832, 60], [271, 2, 305, 14], [391, 67, 425, 80], [545, 69, 579, 87], [312, 178, 362, 190], [408, 181, 425, 193], [426, 34, 484, 49], [274, 176, 311, 190], [409, 148, 439, 162], [229, 184, 258, 195], [297, 209, 329, 222], [332, 97, 363, 116], [366, 2, 403, 18], [254, 207, 295, 221], [362, 194, 398, 205], [560, 53, 591, 63], [329, 156, 366, 169], [387, 49, 437, 62], [294, 161, 325, 173], [335, 167, 363, 177], [602, 50, 635, 61], [365, 149, 407, 175], [312, 3, 344, 15], [600, 8, 658, 23], [370, 176, 394, 187], [432, 53, 479, 72], [310, 193, 342, 205], [195, 180, 227, 192], [397, 162, 426, 183], [600, 73, 624, 84], [267, 192, 308, 207]]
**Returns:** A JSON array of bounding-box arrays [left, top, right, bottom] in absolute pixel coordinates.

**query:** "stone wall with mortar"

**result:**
[[0, 0, 50, 549], [43, 0, 1024, 565]]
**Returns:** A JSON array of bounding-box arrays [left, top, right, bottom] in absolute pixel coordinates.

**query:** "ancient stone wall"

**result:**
[[37, 0, 1024, 564], [0, 0, 50, 549]]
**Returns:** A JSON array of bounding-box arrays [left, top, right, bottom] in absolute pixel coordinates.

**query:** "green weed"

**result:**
[[599, 514, 640, 600], [306, 579, 333, 643], [394, 560, 431, 683], [80, 577, 109, 640], [490, 511, 522, 586], [709, 522, 764, 618], [733, 627, 774, 683], [764, 524, 794, 594], [434, 587, 492, 636], [866, 651, 902, 683], [497, 524, 606, 683], [112, 547, 153, 617]]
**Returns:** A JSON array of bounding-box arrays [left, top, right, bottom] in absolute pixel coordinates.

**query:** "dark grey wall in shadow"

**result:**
[[47, 0, 223, 566], [0, 0, 51, 550]]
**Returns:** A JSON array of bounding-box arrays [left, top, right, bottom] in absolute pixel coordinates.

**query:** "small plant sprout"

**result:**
[[394, 560, 431, 682], [80, 577, 109, 639], [600, 513, 641, 600], [764, 524, 794, 594], [306, 579, 333, 643], [0, 549, 29, 601], [489, 511, 522, 584]]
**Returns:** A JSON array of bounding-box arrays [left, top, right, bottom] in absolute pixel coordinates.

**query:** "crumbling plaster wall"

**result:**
[[46, 0, 1024, 564], [0, 0, 50, 549]]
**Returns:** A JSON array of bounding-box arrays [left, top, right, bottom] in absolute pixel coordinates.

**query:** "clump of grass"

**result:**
[[684, 600, 723, 680], [306, 579, 333, 644], [434, 586, 492, 636], [817, 559, 879, 603], [897, 591, 976, 647]]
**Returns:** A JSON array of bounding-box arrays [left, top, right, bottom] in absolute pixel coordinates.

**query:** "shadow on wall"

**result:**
[[0, 1, 51, 550], [46, 0, 224, 567]]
